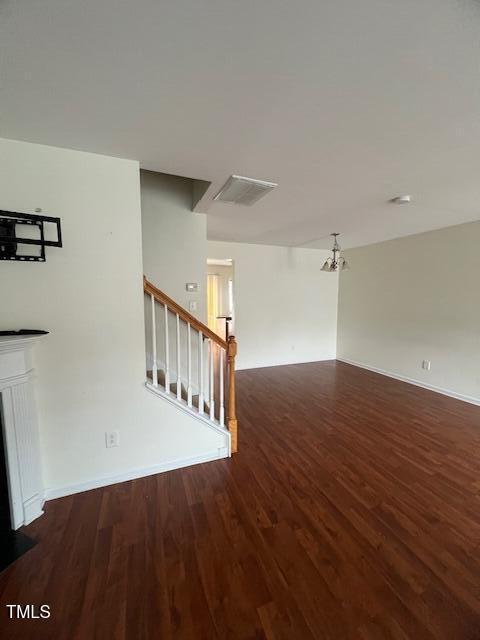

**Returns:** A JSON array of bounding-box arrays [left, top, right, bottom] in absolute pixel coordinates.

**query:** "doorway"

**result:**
[[206, 258, 235, 340]]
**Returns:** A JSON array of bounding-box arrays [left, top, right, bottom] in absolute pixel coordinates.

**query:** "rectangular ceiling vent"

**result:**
[[214, 175, 278, 206]]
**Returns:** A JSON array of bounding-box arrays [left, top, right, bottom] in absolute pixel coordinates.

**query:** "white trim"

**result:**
[[337, 358, 480, 407], [0, 369, 33, 390], [23, 494, 45, 525], [237, 356, 336, 371], [0, 334, 46, 354], [44, 448, 229, 501], [145, 381, 231, 446]]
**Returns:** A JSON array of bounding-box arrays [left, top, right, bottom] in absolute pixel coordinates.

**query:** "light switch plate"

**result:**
[[105, 430, 119, 448], [189, 300, 198, 312]]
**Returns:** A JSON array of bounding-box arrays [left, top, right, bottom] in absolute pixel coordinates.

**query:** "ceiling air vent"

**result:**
[[214, 175, 278, 206]]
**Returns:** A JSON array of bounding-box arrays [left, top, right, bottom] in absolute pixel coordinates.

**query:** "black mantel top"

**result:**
[[0, 330, 49, 336]]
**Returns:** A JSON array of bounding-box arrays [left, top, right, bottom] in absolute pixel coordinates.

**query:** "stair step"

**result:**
[[146, 370, 209, 412]]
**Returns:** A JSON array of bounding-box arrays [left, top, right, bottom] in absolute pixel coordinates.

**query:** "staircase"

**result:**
[[144, 277, 238, 454]]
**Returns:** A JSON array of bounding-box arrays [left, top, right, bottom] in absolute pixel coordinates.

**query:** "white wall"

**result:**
[[0, 138, 228, 496], [141, 170, 206, 321], [337, 221, 480, 403], [141, 170, 209, 388], [207, 241, 339, 370]]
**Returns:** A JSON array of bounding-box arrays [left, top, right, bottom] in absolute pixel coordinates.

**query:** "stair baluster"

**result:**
[[219, 348, 225, 427], [187, 323, 192, 408], [164, 304, 170, 393], [209, 340, 215, 421], [198, 330, 204, 414], [176, 313, 181, 401], [151, 293, 158, 388]]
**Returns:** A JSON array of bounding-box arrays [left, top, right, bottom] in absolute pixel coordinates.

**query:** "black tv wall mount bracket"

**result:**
[[0, 210, 62, 262]]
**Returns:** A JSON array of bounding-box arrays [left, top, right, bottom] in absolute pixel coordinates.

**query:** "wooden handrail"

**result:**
[[144, 276, 228, 349]]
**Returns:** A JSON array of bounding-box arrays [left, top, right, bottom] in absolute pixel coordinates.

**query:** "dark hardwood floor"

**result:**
[[1, 361, 480, 639]]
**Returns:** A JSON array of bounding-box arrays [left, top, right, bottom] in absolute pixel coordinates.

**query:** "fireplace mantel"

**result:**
[[0, 334, 45, 529]]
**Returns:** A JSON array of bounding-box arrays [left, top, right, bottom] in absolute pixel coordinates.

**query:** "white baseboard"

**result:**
[[237, 356, 336, 371], [23, 494, 45, 526], [337, 358, 480, 407], [44, 447, 229, 501]]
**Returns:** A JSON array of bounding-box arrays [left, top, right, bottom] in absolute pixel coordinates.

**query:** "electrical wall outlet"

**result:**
[[422, 360, 431, 371], [105, 431, 119, 448]]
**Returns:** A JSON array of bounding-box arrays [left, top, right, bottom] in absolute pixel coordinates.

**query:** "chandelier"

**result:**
[[321, 233, 349, 272]]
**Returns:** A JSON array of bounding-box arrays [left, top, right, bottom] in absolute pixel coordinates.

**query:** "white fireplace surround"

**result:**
[[0, 335, 45, 529]]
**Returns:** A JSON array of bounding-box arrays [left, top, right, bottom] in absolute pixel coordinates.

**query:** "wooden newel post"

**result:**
[[227, 335, 238, 453]]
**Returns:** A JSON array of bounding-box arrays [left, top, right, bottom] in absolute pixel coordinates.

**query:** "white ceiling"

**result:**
[[2, 0, 480, 249]]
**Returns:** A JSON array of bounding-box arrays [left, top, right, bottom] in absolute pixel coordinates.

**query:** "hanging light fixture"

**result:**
[[321, 233, 349, 272]]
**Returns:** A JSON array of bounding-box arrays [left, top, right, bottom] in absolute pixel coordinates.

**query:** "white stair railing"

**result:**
[[198, 330, 204, 414], [187, 322, 193, 408], [144, 277, 238, 452], [164, 303, 170, 393], [209, 339, 215, 421], [219, 348, 225, 427], [150, 293, 158, 388], [176, 313, 181, 401]]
